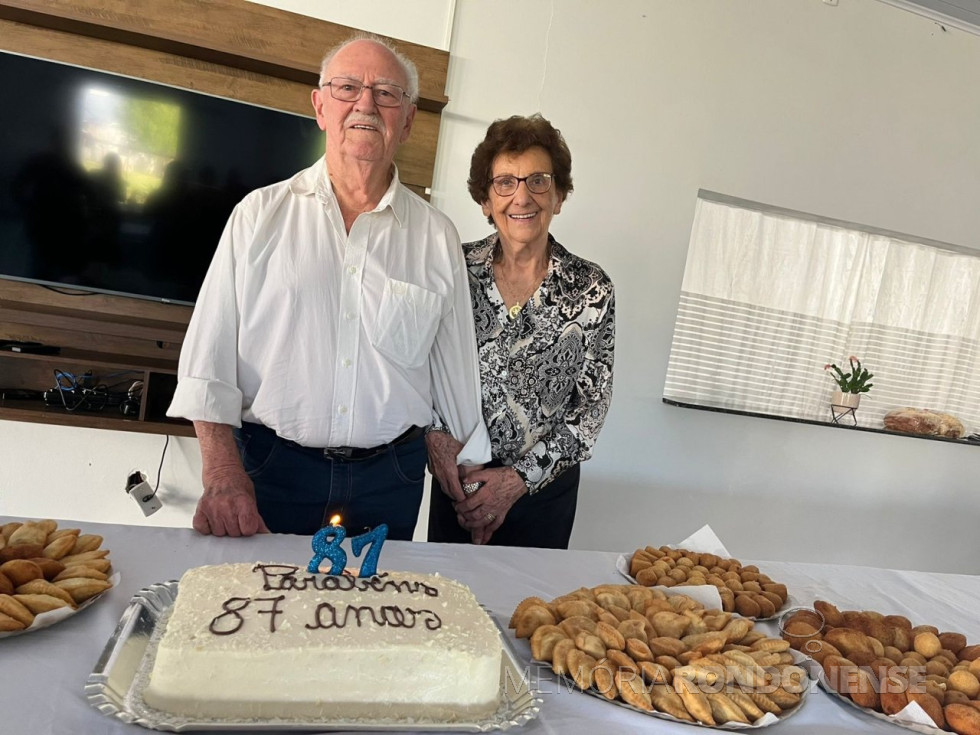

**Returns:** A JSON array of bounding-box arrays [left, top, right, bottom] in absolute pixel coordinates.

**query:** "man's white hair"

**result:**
[[318, 32, 419, 104]]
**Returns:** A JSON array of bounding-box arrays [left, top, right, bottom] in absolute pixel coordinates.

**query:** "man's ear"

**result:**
[[311, 88, 328, 131], [399, 104, 417, 143]]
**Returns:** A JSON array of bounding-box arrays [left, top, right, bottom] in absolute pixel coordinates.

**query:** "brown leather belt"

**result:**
[[321, 425, 425, 462]]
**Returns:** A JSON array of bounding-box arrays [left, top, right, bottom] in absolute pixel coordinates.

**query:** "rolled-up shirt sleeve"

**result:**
[[166, 203, 251, 426], [512, 287, 616, 493], [428, 229, 492, 466]]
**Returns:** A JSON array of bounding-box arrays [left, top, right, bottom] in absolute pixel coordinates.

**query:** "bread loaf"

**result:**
[[883, 408, 965, 439]]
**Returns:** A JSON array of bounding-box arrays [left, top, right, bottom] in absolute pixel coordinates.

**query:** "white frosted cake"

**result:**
[[142, 563, 502, 720]]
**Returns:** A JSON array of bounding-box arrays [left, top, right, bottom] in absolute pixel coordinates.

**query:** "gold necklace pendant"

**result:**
[[508, 303, 522, 319]]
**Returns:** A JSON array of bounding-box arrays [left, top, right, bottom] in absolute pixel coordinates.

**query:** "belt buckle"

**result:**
[[323, 446, 355, 460]]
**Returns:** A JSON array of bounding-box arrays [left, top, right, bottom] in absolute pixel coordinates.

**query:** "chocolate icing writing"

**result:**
[[306, 603, 443, 631], [209, 596, 287, 635], [252, 564, 439, 597]]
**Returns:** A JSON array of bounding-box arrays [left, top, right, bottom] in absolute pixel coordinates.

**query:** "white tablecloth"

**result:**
[[2, 516, 978, 734]]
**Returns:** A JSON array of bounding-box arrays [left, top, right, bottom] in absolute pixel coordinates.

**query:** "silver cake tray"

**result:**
[[85, 580, 541, 732]]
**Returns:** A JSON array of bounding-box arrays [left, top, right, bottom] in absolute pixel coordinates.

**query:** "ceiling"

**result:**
[[878, 0, 980, 34]]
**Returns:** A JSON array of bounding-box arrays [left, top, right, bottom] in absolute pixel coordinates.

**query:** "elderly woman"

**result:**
[[427, 114, 615, 548]]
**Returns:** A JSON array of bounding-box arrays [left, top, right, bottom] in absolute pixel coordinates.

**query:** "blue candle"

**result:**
[[307, 521, 388, 577], [351, 523, 388, 577], [308, 524, 348, 575]]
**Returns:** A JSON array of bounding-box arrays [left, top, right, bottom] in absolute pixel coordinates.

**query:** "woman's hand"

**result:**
[[453, 466, 528, 544]]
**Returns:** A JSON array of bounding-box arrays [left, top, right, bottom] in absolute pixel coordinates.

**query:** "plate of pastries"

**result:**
[[0, 519, 116, 636], [782, 600, 980, 734], [510, 582, 809, 728], [622, 546, 792, 620]]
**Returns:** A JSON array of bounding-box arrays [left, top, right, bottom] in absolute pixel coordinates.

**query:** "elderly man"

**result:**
[[168, 34, 489, 540]]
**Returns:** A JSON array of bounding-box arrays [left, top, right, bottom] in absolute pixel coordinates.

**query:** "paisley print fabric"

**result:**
[[464, 233, 615, 494]]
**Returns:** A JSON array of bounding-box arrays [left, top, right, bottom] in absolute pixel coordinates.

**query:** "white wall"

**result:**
[[4, 0, 979, 573]]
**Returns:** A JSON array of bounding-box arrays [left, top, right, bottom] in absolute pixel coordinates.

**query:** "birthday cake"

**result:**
[[142, 563, 503, 720]]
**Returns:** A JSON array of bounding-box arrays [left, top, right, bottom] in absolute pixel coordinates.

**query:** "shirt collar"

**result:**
[[471, 233, 576, 284], [292, 157, 409, 227]]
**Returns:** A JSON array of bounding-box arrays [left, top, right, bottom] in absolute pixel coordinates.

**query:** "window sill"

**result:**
[[662, 398, 979, 448]]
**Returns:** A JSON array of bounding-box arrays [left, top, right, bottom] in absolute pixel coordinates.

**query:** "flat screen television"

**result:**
[[0, 51, 323, 305]]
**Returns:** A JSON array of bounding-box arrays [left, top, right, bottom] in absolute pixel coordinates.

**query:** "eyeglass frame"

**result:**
[[320, 76, 410, 108], [488, 172, 555, 197]]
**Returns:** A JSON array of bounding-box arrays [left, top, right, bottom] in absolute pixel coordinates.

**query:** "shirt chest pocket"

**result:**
[[371, 278, 445, 368]]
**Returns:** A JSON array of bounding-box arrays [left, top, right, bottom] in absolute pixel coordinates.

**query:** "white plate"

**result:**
[[0, 572, 120, 639], [815, 667, 946, 734], [616, 553, 795, 621]]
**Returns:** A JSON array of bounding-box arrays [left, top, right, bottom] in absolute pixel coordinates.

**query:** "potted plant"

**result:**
[[825, 356, 874, 409]]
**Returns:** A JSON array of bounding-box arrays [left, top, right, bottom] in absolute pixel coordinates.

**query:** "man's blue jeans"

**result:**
[[234, 422, 427, 540]]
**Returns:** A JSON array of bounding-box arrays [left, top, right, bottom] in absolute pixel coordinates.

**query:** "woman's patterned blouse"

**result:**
[[464, 232, 615, 494]]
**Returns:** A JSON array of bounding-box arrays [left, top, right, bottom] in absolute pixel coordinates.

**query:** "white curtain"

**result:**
[[663, 193, 980, 432]]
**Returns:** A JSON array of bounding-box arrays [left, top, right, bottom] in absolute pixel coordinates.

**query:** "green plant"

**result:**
[[824, 356, 874, 394]]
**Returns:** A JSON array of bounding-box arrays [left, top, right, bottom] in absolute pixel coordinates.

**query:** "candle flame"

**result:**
[[329, 514, 342, 526]]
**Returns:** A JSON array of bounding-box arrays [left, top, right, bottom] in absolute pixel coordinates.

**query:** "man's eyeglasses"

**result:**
[[489, 173, 554, 197], [321, 77, 408, 107]]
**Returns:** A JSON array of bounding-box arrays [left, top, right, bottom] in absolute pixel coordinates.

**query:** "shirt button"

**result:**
[[346, 311, 355, 320], [348, 266, 357, 274], [338, 405, 348, 414], [341, 358, 352, 367]]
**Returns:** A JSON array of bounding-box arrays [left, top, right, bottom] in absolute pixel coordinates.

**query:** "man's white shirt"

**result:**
[[168, 157, 491, 465]]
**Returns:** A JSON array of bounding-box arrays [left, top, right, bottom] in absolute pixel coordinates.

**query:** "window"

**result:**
[[663, 191, 980, 432]]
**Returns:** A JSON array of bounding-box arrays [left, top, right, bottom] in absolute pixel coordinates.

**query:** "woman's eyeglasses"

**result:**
[[489, 173, 554, 197]]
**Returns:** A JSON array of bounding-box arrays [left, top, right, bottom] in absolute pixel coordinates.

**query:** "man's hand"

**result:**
[[425, 430, 467, 502], [193, 469, 269, 537], [454, 466, 527, 545], [193, 420, 270, 537]]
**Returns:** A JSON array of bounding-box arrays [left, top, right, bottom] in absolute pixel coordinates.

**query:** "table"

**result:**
[[3, 516, 979, 734]]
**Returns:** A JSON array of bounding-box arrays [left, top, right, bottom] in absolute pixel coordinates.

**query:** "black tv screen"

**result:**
[[0, 51, 323, 304]]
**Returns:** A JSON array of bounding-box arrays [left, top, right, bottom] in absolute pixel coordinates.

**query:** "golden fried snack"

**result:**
[[605, 649, 639, 673], [530, 625, 567, 661], [0, 571, 13, 596], [673, 675, 715, 725], [566, 650, 597, 691], [15, 579, 76, 607], [15, 593, 72, 615], [0, 559, 43, 587], [53, 565, 108, 582], [749, 691, 783, 715], [28, 557, 65, 580], [949, 670, 980, 699], [707, 692, 750, 724], [509, 596, 546, 628], [625, 638, 654, 663], [573, 631, 606, 660], [617, 619, 648, 644], [558, 615, 596, 638], [616, 669, 653, 711], [7, 522, 47, 547], [514, 604, 556, 638], [0, 610, 26, 631], [41, 534, 76, 560], [0, 543, 44, 563], [727, 688, 765, 720], [594, 621, 625, 651], [907, 691, 946, 729], [551, 638, 577, 676], [639, 661, 671, 685], [53, 577, 112, 604], [0, 594, 35, 627], [946, 703, 980, 735], [69, 534, 104, 555], [593, 658, 618, 700], [650, 683, 695, 722]]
